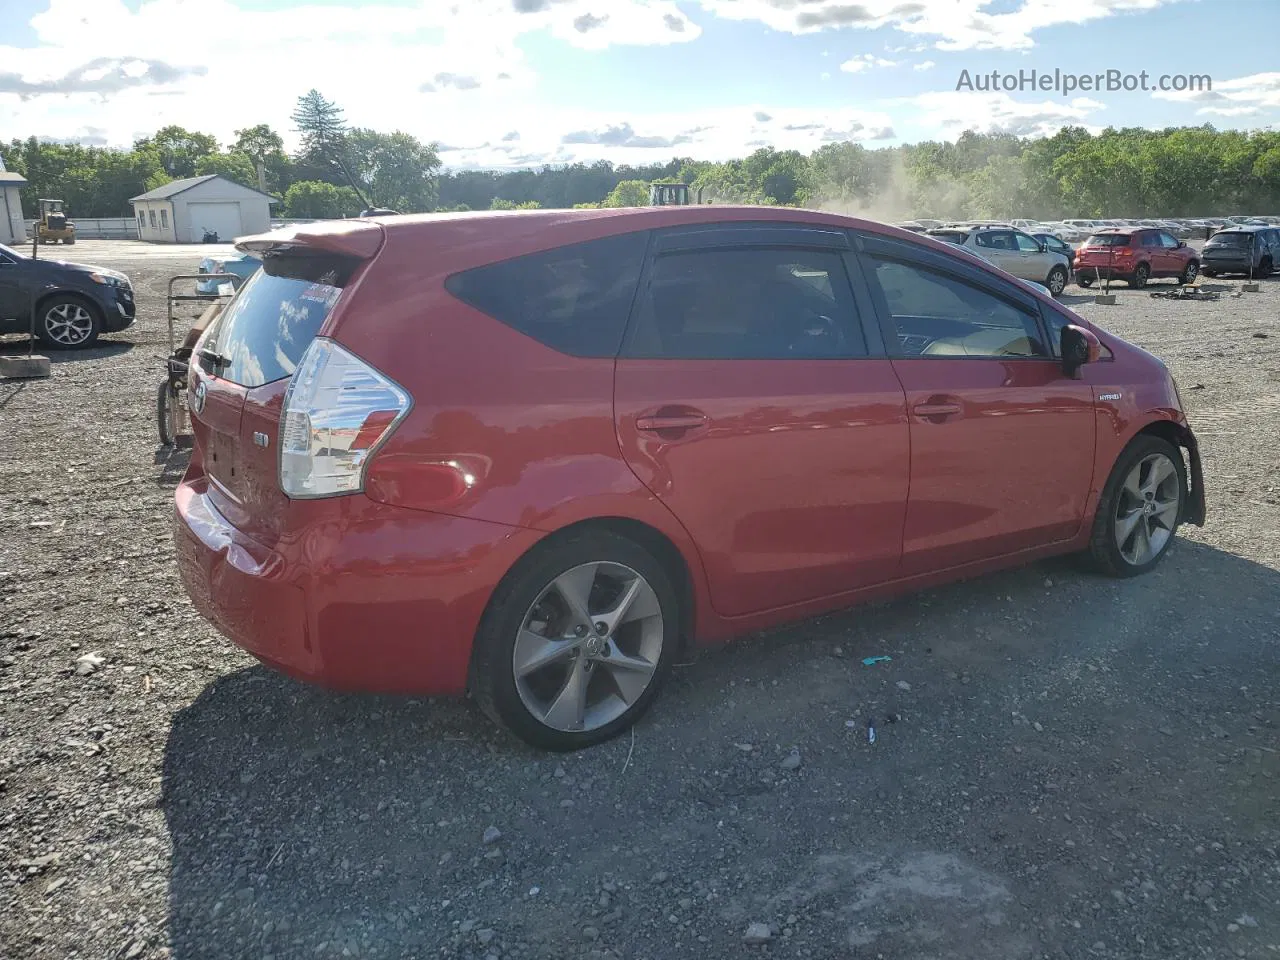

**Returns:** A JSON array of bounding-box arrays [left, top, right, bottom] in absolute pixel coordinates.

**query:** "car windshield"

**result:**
[[1209, 232, 1252, 247], [1085, 233, 1132, 246]]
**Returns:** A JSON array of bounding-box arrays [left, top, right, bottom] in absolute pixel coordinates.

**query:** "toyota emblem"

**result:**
[[190, 380, 207, 415]]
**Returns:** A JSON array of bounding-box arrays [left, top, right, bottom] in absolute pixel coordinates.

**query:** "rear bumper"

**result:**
[[173, 479, 544, 696], [1074, 263, 1135, 280], [1201, 257, 1255, 273]]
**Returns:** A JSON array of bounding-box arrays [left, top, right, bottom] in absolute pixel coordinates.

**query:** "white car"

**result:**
[[926, 225, 1072, 295]]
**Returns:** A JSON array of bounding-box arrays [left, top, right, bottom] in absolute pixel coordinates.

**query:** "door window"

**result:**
[[1139, 232, 1160, 247], [1014, 232, 1043, 253], [865, 258, 1049, 359], [975, 231, 1015, 250], [1158, 232, 1180, 248], [626, 246, 865, 359], [445, 231, 648, 358]]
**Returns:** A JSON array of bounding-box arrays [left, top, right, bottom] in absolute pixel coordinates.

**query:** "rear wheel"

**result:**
[[1085, 435, 1186, 578], [157, 380, 183, 447], [36, 296, 100, 349], [1129, 263, 1150, 288], [1046, 265, 1068, 296], [470, 531, 680, 751], [1077, 275, 1094, 288]]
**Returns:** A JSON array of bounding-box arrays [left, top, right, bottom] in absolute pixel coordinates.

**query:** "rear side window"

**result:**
[[201, 261, 348, 388], [626, 247, 866, 360], [445, 231, 649, 357]]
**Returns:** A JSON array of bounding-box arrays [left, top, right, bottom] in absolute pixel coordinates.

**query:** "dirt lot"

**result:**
[[2, 240, 1278, 960]]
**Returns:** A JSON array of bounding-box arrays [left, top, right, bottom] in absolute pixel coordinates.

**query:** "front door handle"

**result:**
[[912, 401, 962, 420]]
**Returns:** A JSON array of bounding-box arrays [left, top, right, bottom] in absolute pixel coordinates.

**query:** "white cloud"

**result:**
[[904, 89, 1106, 138], [839, 54, 898, 74], [697, 0, 1188, 51], [914, 60, 936, 71], [1152, 71, 1280, 114]]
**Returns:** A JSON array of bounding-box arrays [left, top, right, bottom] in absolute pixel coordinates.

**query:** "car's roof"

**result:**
[[1214, 223, 1270, 232]]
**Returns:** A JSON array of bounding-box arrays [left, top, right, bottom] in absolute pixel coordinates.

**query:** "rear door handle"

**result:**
[[635, 413, 708, 433], [912, 401, 962, 419]]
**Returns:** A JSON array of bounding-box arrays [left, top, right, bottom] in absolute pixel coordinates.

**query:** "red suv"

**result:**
[[174, 208, 1206, 751], [1074, 227, 1200, 288]]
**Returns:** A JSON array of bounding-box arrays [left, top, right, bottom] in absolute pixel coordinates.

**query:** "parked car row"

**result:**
[[898, 215, 1280, 246]]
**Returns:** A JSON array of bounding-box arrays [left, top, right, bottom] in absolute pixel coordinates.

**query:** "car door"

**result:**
[[971, 230, 1016, 272], [1136, 231, 1164, 274], [1155, 231, 1183, 275], [1012, 230, 1053, 282], [614, 223, 910, 618], [0, 250, 29, 323], [853, 232, 1095, 575]]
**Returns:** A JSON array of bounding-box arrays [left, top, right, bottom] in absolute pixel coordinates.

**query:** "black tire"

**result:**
[[157, 380, 182, 447], [1202, 269, 1217, 278], [1046, 265, 1068, 296], [470, 530, 681, 751], [1077, 275, 1094, 288], [1179, 260, 1199, 285], [1084, 434, 1187, 578], [1129, 263, 1150, 288], [64, 237, 75, 245], [35, 295, 101, 349]]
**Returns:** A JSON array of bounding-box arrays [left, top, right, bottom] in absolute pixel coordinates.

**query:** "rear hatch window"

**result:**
[[1207, 232, 1250, 247], [198, 257, 354, 386], [1084, 234, 1131, 247]]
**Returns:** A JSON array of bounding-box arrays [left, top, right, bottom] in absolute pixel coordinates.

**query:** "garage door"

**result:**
[[186, 202, 243, 243]]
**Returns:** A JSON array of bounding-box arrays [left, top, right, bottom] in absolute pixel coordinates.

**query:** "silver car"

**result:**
[[926, 226, 1072, 296]]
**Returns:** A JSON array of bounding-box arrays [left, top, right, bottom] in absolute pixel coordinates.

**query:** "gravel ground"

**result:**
[[2, 240, 1278, 960]]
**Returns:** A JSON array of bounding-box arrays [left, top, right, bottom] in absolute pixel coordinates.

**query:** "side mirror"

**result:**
[[1176, 239, 1186, 248], [1061, 323, 1101, 378]]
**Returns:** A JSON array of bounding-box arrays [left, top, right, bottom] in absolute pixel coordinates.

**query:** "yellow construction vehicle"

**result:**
[[36, 199, 76, 245]]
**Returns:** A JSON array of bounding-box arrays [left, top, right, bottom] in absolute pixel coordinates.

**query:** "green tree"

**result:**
[[282, 180, 362, 218], [346, 129, 441, 212], [290, 89, 368, 206], [602, 180, 651, 207], [134, 125, 219, 179], [233, 124, 287, 192]]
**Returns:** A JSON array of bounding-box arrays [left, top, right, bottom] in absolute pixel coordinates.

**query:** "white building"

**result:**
[[130, 174, 274, 244], [0, 167, 27, 246]]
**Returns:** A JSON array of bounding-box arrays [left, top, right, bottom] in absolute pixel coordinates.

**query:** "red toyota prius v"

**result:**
[[173, 206, 1206, 751]]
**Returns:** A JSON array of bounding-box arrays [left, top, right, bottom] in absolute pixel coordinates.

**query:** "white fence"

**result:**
[[24, 217, 139, 239]]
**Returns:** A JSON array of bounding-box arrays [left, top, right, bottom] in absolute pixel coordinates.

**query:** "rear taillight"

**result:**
[[279, 339, 411, 499]]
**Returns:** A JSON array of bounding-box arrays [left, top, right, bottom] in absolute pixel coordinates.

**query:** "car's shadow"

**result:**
[[163, 540, 1280, 959]]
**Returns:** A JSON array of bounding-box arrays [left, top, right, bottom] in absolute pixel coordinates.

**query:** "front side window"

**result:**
[[1158, 232, 1179, 248], [1014, 232, 1042, 253], [626, 246, 865, 360], [865, 257, 1048, 359], [445, 231, 648, 358]]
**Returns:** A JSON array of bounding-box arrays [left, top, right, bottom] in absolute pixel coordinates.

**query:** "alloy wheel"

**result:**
[[1114, 452, 1181, 565], [44, 302, 94, 346], [513, 561, 664, 733]]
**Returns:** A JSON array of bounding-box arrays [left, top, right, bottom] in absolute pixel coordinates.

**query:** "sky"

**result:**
[[2, 0, 1278, 171]]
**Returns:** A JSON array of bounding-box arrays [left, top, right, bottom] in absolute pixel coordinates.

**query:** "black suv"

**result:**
[[1201, 225, 1280, 279], [0, 242, 136, 348]]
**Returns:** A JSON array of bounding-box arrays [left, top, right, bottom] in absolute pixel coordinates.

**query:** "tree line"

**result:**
[[4, 91, 1279, 224]]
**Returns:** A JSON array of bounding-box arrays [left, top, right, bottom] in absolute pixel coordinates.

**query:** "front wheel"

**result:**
[[1045, 265, 1068, 296], [1077, 275, 1094, 288], [1179, 261, 1199, 285], [1085, 435, 1186, 578], [1129, 263, 1150, 288], [469, 531, 680, 751], [36, 296, 100, 349]]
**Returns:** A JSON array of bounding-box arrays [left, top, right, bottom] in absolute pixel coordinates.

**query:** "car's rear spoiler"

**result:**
[[235, 220, 385, 260]]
